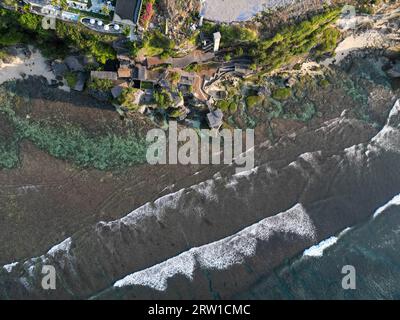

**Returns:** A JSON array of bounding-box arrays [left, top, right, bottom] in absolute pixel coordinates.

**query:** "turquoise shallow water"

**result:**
[[236, 199, 400, 300]]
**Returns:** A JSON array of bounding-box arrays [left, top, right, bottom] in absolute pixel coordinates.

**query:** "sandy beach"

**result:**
[[0, 46, 69, 91], [322, 30, 385, 67], [322, 9, 399, 67]]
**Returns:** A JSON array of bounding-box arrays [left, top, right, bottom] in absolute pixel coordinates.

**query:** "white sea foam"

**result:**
[[192, 180, 218, 201], [17, 185, 40, 194], [373, 194, 400, 219], [114, 203, 316, 291], [114, 252, 197, 291], [1, 237, 73, 275], [303, 237, 338, 257], [302, 227, 352, 258], [47, 237, 72, 257], [118, 189, 186, 226], [3, 262, 18, 273]]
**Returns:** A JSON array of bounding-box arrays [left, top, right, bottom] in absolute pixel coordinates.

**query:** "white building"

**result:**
[[213, 32, 221, 52]]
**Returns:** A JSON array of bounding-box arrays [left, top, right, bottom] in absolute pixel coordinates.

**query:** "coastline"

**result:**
[[0, 0, 399, 300]]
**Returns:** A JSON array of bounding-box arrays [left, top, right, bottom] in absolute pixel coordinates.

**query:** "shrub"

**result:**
[[217, 100, 230, 112], [169, 71, 181, 85], [0, 98, 147, 170], [0, 9, 117, 62], [0, 142, 19, 169], [229, 102, 238, 113], [246, 95, 262, 108], [320, 79, 330, 88], [315, 27, 341, 57], [224, 53, 232, 62], [141, 0, 155, 30], [89, 78, 114, 91], [18, 12, 41, 31], [65, 72, 78, 88], [169, 108, 185, 118], [251, 8, 342, 72], [119, 88, 142, 111], [272, 88, 291, 100]]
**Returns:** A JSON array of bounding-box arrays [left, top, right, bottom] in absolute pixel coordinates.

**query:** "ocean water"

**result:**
[[236, 195, 400, 300], [1, 99, 399, 299]]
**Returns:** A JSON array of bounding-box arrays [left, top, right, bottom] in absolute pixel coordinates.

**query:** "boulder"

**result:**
[[73, 72, 87, 92], [64, 56, 85, 72], [52, 62, 69, 78]]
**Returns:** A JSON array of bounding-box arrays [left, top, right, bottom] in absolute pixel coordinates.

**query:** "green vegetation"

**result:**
[[65, 72, 78, 88], [216, 100, 230, 111], [320, 79, 330, 88], [140, 81, 154, 90], [246, 95, 263, 109], [228, 102, 238, 113], [0, 142, 19, 169], [51, 0, 68, 11], [2, 0, 18, 7], [0, 9, 116, 63], [216, 99, 239, 114], [101, 4, 111, 16], [88, 77, 114, 91], [0, 30, 23, 46], [0, 49, 10, 61], [264, 99, 316, 123], [55, 22, 116, 63], [202, 22, 257, 48], [169, 108, 186, 119], [250, 8, 342, 72], [272, 87, 292, 100], [199, 8, 342, 74], [284, 102, 316, 122], [168, 71, 181, 85], [18, 12, 41, 30], [224, 53, 232, 62], [139, 30, 175, 58], [184, 63, 211, 73], [0, 89, 147, 170], [18, 120, 147, 169], [315, 27, 341, 57], [118, 88, 142, 111], [153, 89, 173, 109]]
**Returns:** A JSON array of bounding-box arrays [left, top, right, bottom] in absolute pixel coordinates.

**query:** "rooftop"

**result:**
[[90, 71, 118, 81], [117, 68, 132, 78], [113, 0, 143, 25]]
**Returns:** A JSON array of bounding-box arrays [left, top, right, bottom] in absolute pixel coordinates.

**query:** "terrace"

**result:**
[[23, 0, 133, 33], [80, 17, 122, 34]]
